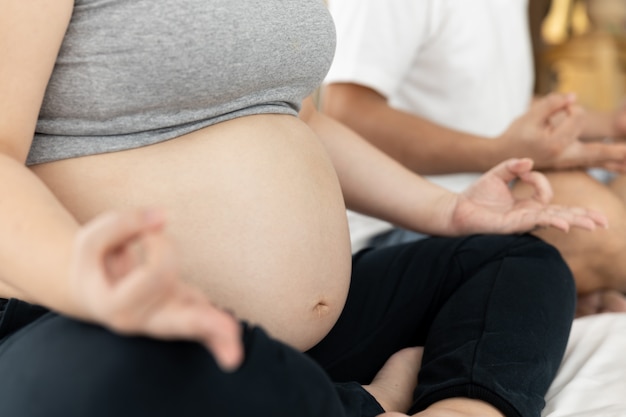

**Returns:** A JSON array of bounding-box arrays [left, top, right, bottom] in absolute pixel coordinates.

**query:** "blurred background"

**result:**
[[530, 0, 626, 111]]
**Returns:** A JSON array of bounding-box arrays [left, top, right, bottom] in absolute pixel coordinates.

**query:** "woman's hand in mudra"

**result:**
[[68, 209, 243, 372], [451, 158, 608, 235]]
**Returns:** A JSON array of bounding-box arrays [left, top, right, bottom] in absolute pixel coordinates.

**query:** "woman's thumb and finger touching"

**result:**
[[72, 209, 245, 371]]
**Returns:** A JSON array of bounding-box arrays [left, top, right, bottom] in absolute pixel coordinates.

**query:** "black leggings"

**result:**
[[0, 234, 575, 417]]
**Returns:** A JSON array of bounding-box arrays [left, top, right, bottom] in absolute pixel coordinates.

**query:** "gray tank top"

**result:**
[[28, 0, 336, 165]]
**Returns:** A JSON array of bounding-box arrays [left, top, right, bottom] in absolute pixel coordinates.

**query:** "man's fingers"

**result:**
[[550, 105, 584, 139], [602, 161, 626, 173], [581, 142, 626, 168], [531, 92, 576, 119]]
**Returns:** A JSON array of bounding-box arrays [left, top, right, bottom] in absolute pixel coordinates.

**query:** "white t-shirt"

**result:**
[[325, 0, 534, 251]]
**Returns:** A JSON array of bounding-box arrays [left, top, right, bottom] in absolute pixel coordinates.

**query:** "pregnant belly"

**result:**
[[31, 114, 352, 351]]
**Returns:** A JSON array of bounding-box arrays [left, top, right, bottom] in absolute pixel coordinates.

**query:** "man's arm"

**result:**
[[301, 97, 605, 236], [322, 83, 498, 174], [323, 83, 626, 174], [581, 102, 626, 140]]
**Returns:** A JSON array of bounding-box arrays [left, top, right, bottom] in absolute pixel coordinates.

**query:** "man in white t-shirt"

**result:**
[[323, 0, 626, 314]]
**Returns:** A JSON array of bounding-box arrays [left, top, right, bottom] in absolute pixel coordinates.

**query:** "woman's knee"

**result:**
[[506, 234, 577, 301], [0, 317, 344, 417], [462, 234, 576, 313]]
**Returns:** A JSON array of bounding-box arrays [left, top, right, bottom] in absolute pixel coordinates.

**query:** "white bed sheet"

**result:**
[[543, 313, 626, 417]]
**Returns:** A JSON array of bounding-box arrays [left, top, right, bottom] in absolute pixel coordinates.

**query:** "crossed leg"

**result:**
[[513, 169, 626, 316]]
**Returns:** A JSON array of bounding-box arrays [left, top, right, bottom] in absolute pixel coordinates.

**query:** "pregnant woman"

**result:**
[[0, 1, 604, 417]]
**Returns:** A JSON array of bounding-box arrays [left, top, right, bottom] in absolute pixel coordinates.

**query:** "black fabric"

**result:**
[[307, 234, 576, 417], [0, 313, 367, 417], [0, 298, 48, 344], [0, 234, 575, 417]]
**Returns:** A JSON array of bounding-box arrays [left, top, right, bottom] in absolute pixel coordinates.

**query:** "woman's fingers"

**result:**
[[484, 158, 554, 205], [517, 170, 553, 205], [100, 230, 245, 371], [144, 290, 245, 372], [76, 209, 166, 257], [189, 300, 244, 372], [512, 208, 570, 233], [513, 205, 606, 233], [543, 205, 607, 230], [71, 210, 245, 370], [488, 158, 534, 184]]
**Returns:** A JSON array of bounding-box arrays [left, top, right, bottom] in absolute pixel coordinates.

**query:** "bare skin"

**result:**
[[513, 169, 626, 315], [577, 289, 626, 317], [324, 83, 626, 316], [28, 114, 353, 352], [368, 347, 504, 417], [365, 347, 424, 413], [377, 399, 504, 417], [608, 172, 626, 205], [575, 107, 626, 315], [0, 4, 613, 415]]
